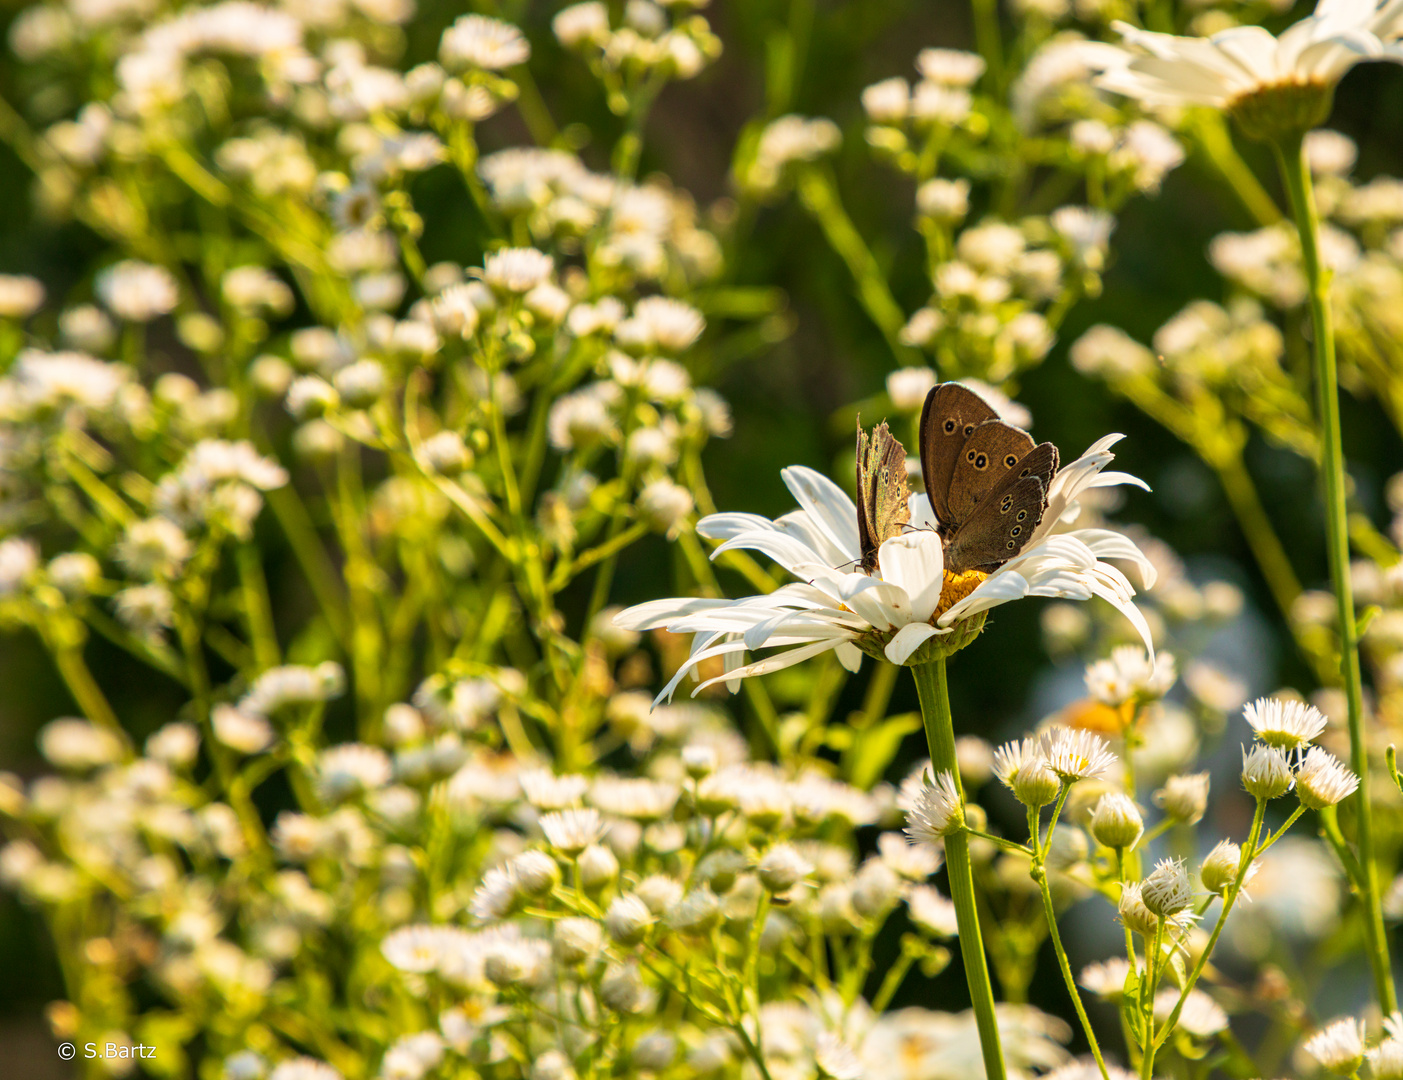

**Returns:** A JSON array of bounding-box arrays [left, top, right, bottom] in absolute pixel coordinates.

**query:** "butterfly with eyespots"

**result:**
[[918, 383, 1059, 574]]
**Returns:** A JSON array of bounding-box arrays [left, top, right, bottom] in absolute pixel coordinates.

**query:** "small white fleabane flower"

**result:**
[[902, 770, 964, 843], [268, 1059, 342, 1080], [1153, 988, 1229, 1038], [1294, 746, 1360, 808], [539, 808, 607, 855], [481, 247, 554, 293], [440, 15, 530, 71], [1085, 645, 1176, 706], [1368, 1035, 1403, 1080], [1303, 1017, 1367, 1076], [519, 769, 588, 810], [907, 884, 959, 936], [96, 260, 179, 322], [1038, 727, 1117, 783], [1079, 957, 1132, 999], [1243, 696, 1328, 749], [814, 1032, 865, 1080]]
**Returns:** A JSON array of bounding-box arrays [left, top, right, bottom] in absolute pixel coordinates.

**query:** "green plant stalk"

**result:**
[[1275, 132, 1396, 1014], [795, 166, 921, 366], [1030, 796, 1110, 1080], [911, 658, 1007, 1080]]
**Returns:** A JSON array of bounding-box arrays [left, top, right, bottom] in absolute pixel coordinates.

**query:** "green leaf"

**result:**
[[845, 712, 921, 789]]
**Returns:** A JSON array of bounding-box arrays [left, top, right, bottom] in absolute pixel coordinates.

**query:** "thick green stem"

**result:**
[[911, 658, 1007, 1080], [1275, 133, 1396, 1014]]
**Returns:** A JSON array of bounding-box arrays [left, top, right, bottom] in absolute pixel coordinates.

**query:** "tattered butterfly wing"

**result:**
[[919, 384, 997, 530], [856, 420, 911, 574], [944, 475, 1048, 574], [945, 420, 1037, 525]]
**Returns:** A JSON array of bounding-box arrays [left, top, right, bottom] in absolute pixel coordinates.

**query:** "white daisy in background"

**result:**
[[615, 430, 1155, 702], [1098, 0, 1403, 138], [1303, 1017, 1368, 1075]]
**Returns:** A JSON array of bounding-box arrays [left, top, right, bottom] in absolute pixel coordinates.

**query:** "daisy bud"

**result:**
[[1011, 759, 1062, 808], [665, 887, 721, 935], [681, 744, 717, 778], [577, 843, 619, 889], [604, 893, 654, 946], [1118, 881, 1157, 938], [553, 916, 602, 965], [531, 1051, 575, 1080], [757, 843, 813, 893], [1294, 746, 1360, 809], [632, 1032, 678, 1071], [1303, 1017, 1367, 1076], [510, 850, 561, 897], [333, 359, 386, 409], [695, 849, 747, 894], [1241, 744, 1293, 800], [1199, 839, 1241, 895], [1090, 792, 1144, 850], [1141, 858, 1192, 917], [422, 430, 471, 475], [634, 875, 683, 916], [599, 963, 645, 1013], [1155, 772, 1210, 824], [637, 479, 694, 534], [851, 859, 903, 919]]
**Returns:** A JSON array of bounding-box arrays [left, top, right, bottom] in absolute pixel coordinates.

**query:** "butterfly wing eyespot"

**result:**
[[1005, 454, 1018, 467], [944, 419, 956, 433], [1015, 509, 1027, 521], [1010, 525, 1022, 537]]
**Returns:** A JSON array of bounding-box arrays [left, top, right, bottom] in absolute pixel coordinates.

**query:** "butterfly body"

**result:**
[[918, 383, 1059, 573]]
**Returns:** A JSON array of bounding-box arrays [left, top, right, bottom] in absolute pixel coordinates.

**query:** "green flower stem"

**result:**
[[911, 658, 1007, 1080], [1028, 786, 1110, 1080], [1150, 798, 1267, 1057], [795, 166, 921, 366], [1034, 865, 1110, 1080], [1191, 113, 1282, 228], [1275, 131, 1397, 1015]]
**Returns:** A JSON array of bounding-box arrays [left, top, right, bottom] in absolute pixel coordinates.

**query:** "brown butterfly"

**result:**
[[918, 383, 1059, 574], [855, 419, 911, 575]]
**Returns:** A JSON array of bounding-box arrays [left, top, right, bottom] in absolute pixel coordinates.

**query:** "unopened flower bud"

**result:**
[[604, 893, 654, 945], [637, 479, 694, 534], [333, 359, 386, 408], [422, 430, 471, 475], [510, 850, 561, 897], [1012, 759, 1061, 808], [1241, 744, 1293, 800], [682, 744, 717, 778], [851, 859, 903, 919], [553, 916, 602, 965], [1141, 858, 1192, 917], [1155, 772, 1210, 824], [1199, 839, 1241, 895], [577, 843, 619, 889], [1118, 882, 1157, 938], [1090, 792, 1144, 850], [599, 963, 645, 1013], [695, 848, 747, 894], [665, 887, 722, 935], [631, 1032, 677, 1071], [757, 843, 812, 893]]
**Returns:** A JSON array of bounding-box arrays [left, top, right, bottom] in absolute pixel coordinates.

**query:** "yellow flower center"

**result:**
[[934, 569, 988, 619]]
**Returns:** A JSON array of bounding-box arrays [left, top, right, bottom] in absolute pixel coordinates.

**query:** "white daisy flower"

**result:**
[[1037, 727, 1118, 783], [439, 14, 530, 71], [539, 808, 607, 855], [1098, 0, 1403, 138], [614, 435, 1155, 702]]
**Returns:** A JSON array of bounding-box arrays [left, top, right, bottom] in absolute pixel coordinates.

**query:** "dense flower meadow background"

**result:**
[[1, 0, 1403, 1077]]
